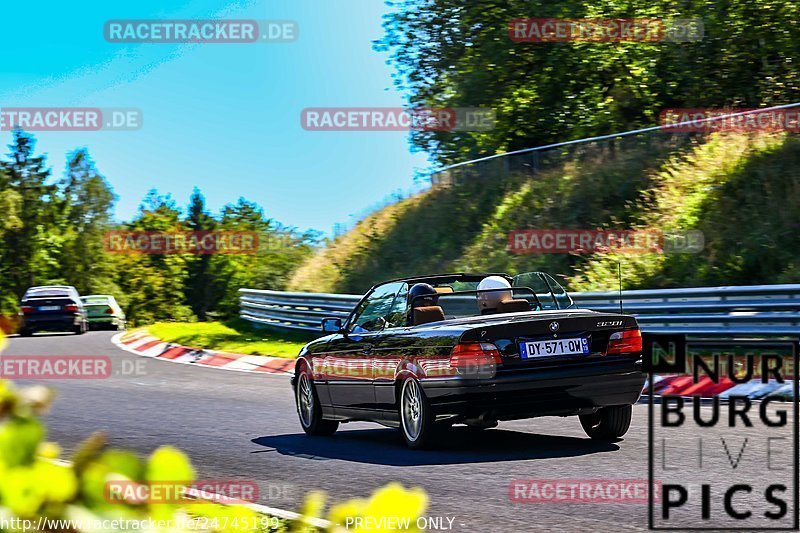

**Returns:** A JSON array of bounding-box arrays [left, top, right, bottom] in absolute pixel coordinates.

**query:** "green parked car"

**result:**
[[80, 295, 126, 331]]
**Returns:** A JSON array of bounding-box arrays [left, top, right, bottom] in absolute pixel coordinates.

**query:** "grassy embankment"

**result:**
[[142, 319, 310, 358], [288, 131, 800, 294]]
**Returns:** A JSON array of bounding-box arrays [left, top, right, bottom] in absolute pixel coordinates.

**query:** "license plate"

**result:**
[[520, 337, 590, 358], [38, 306, 61, 311]]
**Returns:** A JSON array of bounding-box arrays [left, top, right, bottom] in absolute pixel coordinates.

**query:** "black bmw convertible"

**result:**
[[292, 272, 645, 449]]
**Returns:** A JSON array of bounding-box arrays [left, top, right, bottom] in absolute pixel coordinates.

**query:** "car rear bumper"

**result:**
[[421, 357, 644, 420], [22, 314, 80, 331]]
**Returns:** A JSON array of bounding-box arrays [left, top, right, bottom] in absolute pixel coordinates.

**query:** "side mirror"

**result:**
[[321, 317, 343, 333]]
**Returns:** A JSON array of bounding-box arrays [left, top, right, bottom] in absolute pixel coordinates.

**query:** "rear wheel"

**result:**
[[20, 328, 33, 337], [74, 321, 86, 335], [295, 367, 339, 436], [399, 378, 435, 449], [579, 405, 632, 440]]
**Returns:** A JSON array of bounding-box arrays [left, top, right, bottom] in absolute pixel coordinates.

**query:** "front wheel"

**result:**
[[579, 405, 632, 440], [399, 378, 435, 449], [295, 368, 338, 436]]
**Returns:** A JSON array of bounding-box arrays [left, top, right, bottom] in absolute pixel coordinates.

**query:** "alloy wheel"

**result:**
[[297, 373, 314, 428], [401, 379, 423, 441]]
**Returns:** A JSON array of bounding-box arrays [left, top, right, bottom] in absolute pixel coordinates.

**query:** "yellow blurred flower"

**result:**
[[328, 483, 428, 532]]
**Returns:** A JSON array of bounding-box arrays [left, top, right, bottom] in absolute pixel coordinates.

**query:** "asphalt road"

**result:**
[[4, 332, 796, 532]]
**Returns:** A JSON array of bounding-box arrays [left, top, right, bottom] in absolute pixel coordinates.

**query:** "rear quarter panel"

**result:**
[[372, 325, 465, 411]]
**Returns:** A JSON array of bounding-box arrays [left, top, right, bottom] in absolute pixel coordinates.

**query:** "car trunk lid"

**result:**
[[85, 305, 112, 317], [457, 312, 640, 366], [22, 296, 78, 315]]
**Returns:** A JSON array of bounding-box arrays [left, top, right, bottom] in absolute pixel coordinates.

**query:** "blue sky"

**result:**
[[0, 0, 429, 234]]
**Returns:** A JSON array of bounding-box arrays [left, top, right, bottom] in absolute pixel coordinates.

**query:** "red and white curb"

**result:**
[[111, 331, 294, 377], [645, 374, 793, 400]]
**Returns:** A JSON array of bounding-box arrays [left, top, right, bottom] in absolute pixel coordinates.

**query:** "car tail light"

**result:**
[[64, 304, 79, 312], [105, 308, 114, 314], [450, 342, 502, 375], [19, 306, 33, 314], [607, 328, 642, 355]]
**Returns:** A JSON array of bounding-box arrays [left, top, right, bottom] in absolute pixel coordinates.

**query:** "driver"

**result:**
[[476, 275, 513, 314], [407, 283, 438, 325]]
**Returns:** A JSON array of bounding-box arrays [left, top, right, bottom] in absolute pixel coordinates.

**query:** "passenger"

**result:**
[[407, 283, 438, 325], [476, 276, 513, 314]]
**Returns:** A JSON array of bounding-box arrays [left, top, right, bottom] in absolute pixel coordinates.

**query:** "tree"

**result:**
[[1, 130, 58, 295], [212, 198, 317, 316], [377, 0, 800, 165], [184, 188, 217, 321], [58, 149, 117, 295], [114, 190, 194, 324]]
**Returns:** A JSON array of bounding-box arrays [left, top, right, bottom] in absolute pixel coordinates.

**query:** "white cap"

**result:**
[[477, 276, 512, 310]]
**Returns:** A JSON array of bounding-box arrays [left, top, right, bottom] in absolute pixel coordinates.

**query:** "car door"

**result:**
[[370, 283, 409, 413], [325, 282, 404, 410]]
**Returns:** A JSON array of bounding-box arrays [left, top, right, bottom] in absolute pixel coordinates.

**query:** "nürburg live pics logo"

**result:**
[[648, 340, 799, 530]]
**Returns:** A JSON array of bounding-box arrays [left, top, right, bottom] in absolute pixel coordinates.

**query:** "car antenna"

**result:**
[[618, 262, 624, 314]]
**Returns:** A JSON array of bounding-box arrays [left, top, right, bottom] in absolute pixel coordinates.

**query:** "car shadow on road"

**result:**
[[251, 426, 620, 466]]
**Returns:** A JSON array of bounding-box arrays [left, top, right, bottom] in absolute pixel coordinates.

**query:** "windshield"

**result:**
[[512, 272, 574, 310], [24, 289, 71, 299], [81, 297, 110, 305]]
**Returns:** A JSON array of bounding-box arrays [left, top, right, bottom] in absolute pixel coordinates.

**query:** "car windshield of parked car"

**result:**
[[82, 296, 110, 305]]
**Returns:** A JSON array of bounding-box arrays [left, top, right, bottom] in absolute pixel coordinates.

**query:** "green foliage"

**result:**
[[377, 0, 800, 165], [571, 131, 800, 289], [293, 1, 800, 293], [0, 132, 316, 328], [0, 131, 59, 310]]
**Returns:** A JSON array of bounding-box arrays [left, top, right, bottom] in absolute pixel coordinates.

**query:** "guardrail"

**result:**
[[240, 284, 800, 336]]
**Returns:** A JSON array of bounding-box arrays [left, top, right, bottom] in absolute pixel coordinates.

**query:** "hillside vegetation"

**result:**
[[289, 131, 800, 294]]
